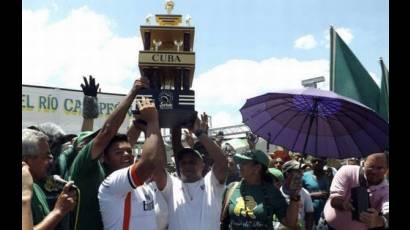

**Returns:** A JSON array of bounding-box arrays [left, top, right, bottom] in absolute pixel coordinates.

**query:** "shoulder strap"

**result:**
[[220, 181, 240, 228], [123, 192, 132, 230], [359, 167, 368, 188]]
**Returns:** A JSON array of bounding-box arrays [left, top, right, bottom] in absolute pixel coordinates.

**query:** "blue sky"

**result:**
[[22, 0, 389, 127]]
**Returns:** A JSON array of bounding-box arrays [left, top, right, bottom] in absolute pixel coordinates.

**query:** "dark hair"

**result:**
[[103, 134, 129, 155]]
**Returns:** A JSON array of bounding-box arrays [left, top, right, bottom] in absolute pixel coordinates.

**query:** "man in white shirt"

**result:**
[[156, 113, 229, 230], [98, 97, 167, 230], [273, 160, 314, 230]]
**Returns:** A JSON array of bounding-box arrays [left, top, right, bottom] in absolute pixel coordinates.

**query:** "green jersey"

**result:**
[[58, 146, 77, 180], [69, 140, 106, 230], [227, 182, 288, 230], [31, 183, 50, 225]]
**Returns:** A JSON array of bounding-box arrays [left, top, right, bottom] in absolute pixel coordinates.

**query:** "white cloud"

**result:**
[[210, 111, 242, 128], [194, 58, 329, 127], [294, 34, 317, 50], [22, 7, 142, 94], [323, 27, 354, 48]]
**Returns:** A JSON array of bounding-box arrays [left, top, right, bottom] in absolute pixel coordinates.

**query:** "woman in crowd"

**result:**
[[221, 149, 300, 230]]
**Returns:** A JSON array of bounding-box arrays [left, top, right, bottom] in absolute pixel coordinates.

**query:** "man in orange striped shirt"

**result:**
[[98, 97, 166, 230]]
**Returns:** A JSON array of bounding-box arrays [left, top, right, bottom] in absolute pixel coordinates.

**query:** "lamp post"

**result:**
[[301, 76, 325, 88]]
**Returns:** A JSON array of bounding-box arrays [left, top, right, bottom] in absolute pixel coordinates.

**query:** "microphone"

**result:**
[[52, 175, 78, 189]]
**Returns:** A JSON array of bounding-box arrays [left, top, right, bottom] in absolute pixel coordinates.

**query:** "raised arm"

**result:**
[[90, 78, 149, 159], [127, 114, 147, 147], [127, 107, 167, 189], [171, 127, 183, 156], [190, 112, 228, 184], [129, 97, 162, 183], [150, 120, 167, 190], [81, 75, 100, 131]]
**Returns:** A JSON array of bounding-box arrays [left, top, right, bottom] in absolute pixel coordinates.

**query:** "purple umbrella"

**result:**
[[240, 88, 389, 159]]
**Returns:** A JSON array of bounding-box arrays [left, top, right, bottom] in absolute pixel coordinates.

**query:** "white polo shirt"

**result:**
[[161, 169, 225, 230], [98, 167, 158, 230]]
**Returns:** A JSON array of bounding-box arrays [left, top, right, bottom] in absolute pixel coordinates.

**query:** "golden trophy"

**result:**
[[135, 0, 197, 128]]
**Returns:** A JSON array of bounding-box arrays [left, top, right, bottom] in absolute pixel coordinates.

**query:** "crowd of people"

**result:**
[[22, 76, 389, 230]]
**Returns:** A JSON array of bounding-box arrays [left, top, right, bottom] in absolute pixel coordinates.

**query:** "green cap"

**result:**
[[73, 129, 99, 147], [233, 149, 270, 168], [268, 167, 284, 182]]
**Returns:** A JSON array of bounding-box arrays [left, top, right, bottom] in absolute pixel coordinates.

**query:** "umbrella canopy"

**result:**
[[240, 88, 389, 159]]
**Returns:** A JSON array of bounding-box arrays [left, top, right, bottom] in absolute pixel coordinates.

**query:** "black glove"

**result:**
[[81, 75, 99, 97], [81, 75, 99, 119]]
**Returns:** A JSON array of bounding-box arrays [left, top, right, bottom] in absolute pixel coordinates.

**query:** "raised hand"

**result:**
[[22, 161, 33, 201], [136, 97, 158, 124], [132, 77, 150, 92], [200, 112, 209, 132], [189, 112, 209, 134], [54, 181, 77, 215], [81, 75, 100, 97], [183, 130, 195, 147]]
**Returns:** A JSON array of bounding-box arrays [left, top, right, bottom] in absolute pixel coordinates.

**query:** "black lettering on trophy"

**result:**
[[151, 54, 182, 63]]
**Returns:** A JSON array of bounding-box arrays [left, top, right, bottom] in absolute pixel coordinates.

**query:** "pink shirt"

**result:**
[[323, 165, 389, 230]]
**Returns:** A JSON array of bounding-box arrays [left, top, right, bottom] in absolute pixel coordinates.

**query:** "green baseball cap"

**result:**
[[73, 129, 100, 147], [233, 149, 270, 168], [268, 167, 284, 182]]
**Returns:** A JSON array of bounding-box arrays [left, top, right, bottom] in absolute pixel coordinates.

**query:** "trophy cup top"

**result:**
[[165, 0, 174, 14], [154, 0, 183, 26], [140, 0, 195, 52]]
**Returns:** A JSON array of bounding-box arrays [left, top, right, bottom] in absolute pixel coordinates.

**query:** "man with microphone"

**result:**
[[22, 128, 77, 229]]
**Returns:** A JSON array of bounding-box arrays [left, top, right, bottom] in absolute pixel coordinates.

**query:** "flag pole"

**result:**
[[329, 25, 336, 91]]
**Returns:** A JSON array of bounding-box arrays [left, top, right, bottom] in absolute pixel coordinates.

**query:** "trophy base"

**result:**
[[134, 89, 197, 128], [158, 109, 197, 128]]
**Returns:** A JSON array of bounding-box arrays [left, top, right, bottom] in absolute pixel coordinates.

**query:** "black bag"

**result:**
[[351, 167, 370, 221]]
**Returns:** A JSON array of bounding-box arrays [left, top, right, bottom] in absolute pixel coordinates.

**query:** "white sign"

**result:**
[[22, 85, 134, 135]]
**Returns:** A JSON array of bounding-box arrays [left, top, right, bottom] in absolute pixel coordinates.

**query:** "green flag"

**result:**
[[329, 26, 380, 112], [378, 58, 389, 121]]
